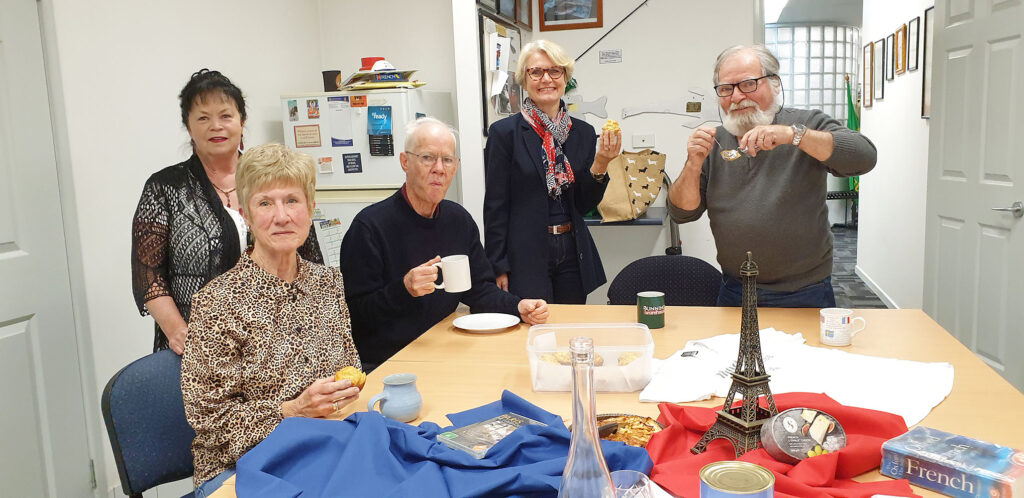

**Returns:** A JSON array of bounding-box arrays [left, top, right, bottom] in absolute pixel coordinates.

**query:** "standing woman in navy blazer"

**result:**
[[484, 40, 622, 303]]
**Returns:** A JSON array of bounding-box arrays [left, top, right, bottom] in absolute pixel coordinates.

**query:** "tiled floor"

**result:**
[[832, 227, 888, 309]]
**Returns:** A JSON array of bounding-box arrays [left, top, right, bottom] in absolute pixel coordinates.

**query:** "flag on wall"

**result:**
[[845, 75, 860, 131], [845, 75, 860, 192]]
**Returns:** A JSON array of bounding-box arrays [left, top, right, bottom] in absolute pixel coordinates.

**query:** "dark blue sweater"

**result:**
[[340, 191, 520, 368]]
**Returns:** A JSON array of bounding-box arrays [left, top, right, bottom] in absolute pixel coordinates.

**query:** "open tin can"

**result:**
[[699, 461, 774, 497]]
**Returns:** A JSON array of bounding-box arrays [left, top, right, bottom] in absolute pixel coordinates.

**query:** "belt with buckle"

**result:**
[[547, 223, 572, 235]]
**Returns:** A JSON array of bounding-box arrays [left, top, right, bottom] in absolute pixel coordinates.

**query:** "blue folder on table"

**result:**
[[235, 390, 652, 497]]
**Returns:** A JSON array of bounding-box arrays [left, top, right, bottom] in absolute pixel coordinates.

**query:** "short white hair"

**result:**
[[713, 45, 782, 92], [404, 117, 458, 152]]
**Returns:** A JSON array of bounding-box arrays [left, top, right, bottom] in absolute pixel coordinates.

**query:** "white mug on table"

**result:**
[[433, 254, 471, 293], [819, 308, 866, 346]]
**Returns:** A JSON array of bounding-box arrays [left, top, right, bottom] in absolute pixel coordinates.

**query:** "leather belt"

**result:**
[[547, 223, 572, 235]]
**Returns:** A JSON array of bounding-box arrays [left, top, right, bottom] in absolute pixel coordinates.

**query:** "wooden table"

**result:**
[[215, 305, 1024, 497]]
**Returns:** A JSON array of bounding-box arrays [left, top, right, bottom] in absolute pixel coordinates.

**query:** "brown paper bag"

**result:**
[[598, 149, 666, 222]]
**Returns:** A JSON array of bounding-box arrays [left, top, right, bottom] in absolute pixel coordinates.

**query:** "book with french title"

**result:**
[[881, 426, 1024, 497]]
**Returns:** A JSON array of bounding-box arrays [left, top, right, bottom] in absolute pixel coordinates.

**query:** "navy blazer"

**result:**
[[483, 113, 607, 301]]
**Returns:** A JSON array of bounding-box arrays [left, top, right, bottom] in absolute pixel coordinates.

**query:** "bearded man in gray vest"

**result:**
[[668, 45, 876, 308]]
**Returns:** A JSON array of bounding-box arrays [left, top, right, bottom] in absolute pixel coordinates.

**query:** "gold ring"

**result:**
[[332, 401, 339, 412]]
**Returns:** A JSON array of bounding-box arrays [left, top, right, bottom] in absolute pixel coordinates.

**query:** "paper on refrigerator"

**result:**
[[328, 96, 353, 147]]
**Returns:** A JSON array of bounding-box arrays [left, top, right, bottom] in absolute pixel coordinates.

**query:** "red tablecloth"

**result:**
[[646, 392, 920, 497]]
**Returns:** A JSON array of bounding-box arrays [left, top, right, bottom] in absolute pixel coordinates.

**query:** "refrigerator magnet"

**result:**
[[343, 153, 362, 174], [294, 125, 322, 148]]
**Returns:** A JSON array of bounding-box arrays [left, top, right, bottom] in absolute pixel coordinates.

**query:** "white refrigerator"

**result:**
[[280, 88, 453, 267]]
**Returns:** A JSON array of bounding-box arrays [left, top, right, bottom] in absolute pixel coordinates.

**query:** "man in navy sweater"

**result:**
[[340, 117, 548, 371]]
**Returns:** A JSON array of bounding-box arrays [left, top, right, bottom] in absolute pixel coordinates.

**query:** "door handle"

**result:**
[[991, 201, 1023, 218]]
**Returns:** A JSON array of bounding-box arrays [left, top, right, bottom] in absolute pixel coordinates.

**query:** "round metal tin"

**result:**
[[699, 461, 774, 497], [760, 407, 846, 464]]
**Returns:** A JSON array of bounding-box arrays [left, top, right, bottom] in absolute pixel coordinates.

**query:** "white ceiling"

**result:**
[[775, 0, 863, 26]]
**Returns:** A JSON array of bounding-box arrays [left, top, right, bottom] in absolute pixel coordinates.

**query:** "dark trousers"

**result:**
[[546, 232, 586, 304], [716, 275, 836, 308]]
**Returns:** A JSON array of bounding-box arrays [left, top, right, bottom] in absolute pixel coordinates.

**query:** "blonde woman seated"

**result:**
[[182, 144, 361, 496]]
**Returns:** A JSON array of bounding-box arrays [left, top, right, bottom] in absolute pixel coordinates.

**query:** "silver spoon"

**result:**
[[713, 136, 747, 161]]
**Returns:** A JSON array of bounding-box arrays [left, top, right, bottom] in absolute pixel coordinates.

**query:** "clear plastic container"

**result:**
[[526, 323, 654, 392]]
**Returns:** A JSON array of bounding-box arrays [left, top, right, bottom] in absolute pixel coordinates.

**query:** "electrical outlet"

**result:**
[[633, 133, 655, 148]]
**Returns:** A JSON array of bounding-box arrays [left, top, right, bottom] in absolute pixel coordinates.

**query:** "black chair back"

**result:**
[[607, 255, 722, 306], [101, 349, 195, 497]]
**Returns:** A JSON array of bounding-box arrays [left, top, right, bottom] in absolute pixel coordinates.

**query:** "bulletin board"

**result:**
[[479, 12, 522, 135]]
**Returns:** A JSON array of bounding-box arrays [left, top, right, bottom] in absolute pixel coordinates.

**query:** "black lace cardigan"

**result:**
[[131, 154, 323, 351]]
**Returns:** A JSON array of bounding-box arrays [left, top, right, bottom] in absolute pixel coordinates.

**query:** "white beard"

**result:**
[[721, 96, 781, 137]]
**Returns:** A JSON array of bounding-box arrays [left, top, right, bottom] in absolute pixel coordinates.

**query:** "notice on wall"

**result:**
[[599, 49, 622, 64], [328, 96, 353, 147], [293, 124, 321, 148], [307, 99, 320, 119]]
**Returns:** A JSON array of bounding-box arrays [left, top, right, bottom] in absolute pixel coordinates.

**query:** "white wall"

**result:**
[[535, 0, 758, 302], [856, 0, 931, 308], [318, 1, 456, 96], [43, 0, 324, 494]]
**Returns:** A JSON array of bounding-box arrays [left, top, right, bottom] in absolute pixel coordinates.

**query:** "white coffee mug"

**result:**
[[819, 307, 867, 346], [433, 255, 471, 293]]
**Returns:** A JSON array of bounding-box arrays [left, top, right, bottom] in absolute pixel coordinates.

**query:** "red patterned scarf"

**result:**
[[521, 97, 574, 197]]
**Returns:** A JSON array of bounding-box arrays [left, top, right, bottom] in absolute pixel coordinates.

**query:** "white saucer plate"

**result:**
[[452, 313, 521, 333]]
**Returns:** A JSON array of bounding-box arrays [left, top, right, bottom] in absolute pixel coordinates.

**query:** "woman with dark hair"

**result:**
[[131, 69, 322, 354]]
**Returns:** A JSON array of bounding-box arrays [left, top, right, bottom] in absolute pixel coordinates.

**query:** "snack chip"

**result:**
[[597, 414, 662, 447]]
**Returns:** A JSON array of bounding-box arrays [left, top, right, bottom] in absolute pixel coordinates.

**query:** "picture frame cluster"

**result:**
[[862, 7, 932, 119]]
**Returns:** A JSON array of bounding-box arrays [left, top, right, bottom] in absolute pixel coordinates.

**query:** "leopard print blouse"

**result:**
[[181, 252, 360, 485]]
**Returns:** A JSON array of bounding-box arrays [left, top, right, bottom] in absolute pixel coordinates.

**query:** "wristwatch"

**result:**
[[590, 170, 610, 184], [791, 123, 808, 146]]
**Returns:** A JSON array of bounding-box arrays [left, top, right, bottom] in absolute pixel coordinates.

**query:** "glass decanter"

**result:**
[[558, 336, 615, 498]]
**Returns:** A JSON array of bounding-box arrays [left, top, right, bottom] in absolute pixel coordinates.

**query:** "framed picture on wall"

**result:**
[[539, 0, 603, 31], [886, 33, 895, 80], [478, 0, 497, 12], [516, 0, 532, 29], [497, 0, 515, 22], [922, 7, 935, 118], [873, 38, 885, 101], [863, 43, 874, 108], [479, 13, 523, 135], [895, 24, 907, 75], [907, 16, 920, 71]]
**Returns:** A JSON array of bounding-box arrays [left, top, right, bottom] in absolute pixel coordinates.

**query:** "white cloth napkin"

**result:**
[[639, 328, 954, 426]]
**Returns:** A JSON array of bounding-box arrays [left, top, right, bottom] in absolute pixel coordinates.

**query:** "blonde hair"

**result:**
[[517, 40, 574, 86], [236, 143, 316, 215]]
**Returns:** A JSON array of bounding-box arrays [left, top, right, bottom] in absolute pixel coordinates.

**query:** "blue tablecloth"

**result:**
[[235, 390, 652, 497]]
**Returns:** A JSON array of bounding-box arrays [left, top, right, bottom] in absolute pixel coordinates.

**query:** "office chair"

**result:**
[[607, 255, 722, 306], [101, 349, 196, 498]]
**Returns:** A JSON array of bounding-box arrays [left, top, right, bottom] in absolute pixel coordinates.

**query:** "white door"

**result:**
[[923, 0, 1024, 391], [0, 0, 95, 495]]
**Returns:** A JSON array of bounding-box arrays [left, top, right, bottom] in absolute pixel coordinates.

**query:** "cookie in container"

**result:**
[[526, 323, 653, 392]]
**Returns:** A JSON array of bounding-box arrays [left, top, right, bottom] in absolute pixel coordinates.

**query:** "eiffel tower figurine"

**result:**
[[691, 251, 778, 457]]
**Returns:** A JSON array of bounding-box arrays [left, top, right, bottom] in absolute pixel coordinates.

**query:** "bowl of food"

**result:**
[[596, 413, 664, 448]]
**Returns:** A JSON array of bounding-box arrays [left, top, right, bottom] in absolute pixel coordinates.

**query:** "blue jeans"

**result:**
[[716, 275, 836, 308], [546, 232, 586, 304], [194, 468, 235, 498]]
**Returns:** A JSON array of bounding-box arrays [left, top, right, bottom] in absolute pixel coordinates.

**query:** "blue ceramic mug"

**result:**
[[367, 373, 422, 423]]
